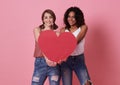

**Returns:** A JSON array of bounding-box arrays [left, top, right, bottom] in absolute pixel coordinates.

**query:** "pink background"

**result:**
[[0, 0, 120, 85]]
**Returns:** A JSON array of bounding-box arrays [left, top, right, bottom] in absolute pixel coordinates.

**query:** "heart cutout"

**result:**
[[38, 30, 77, 62]]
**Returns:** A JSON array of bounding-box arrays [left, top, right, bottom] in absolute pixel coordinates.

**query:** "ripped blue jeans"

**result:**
[[31, 57, 60, 85], [61, 54, 91, 85]]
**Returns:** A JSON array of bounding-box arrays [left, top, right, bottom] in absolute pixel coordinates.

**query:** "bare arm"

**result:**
[[33, 27, 41, 42], [76, 25, 88, 43]]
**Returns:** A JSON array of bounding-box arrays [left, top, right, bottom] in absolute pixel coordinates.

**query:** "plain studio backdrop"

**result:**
[[0, 0, 120, 85]]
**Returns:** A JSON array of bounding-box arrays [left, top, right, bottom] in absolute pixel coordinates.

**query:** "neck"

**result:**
[[70, 25, 77, 30], [44, 25, 52, 30], [69, 25, 78, 33], [70, 23, 78, 28]]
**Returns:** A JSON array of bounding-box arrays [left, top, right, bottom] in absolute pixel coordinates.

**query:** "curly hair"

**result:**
[[64, 7, 85, 29]]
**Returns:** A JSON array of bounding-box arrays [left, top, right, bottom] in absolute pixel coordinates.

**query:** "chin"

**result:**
[[70, 24, 76, 26], [69, 22, 75, 26], [47, 24, 52, 27]]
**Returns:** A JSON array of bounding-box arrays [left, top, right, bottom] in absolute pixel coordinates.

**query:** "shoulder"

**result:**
[[60, 27, 66, 33], [80, 25, 88, 30], [33, 27, 41, 33]]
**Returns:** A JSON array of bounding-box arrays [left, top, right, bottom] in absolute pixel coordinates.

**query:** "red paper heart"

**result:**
[[38, 30, 77, 62]]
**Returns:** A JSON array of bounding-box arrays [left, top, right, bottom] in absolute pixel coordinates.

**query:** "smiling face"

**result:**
[[67, 11, 76, 27], [43, 12, 54, 27]]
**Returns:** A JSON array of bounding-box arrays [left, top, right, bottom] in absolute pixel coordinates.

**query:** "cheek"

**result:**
[[43, 19, 47, 23], [50, 19, 54, 22], [67, 17, 75, 22], [67, 18, 71, 22], [71, 18, 76, 23]]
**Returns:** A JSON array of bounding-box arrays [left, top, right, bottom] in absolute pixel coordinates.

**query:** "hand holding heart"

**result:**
[[38, 30, 77, 62]]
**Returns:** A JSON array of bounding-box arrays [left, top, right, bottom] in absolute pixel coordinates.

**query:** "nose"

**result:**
[[47, 19, 51, 22], [69, 17, 73, 20]]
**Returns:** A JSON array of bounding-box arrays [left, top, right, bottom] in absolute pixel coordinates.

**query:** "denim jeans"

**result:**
[[60, 54, 91, 85], [32, 57, 60, 85]]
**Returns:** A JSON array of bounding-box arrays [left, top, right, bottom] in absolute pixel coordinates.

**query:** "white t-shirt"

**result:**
[[65, 27, 85, 56]]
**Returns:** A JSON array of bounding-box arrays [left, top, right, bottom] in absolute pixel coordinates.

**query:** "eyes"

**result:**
[[43, 13, 53, 20], [44, 15, 53, 19], [68, 15, 75, 19]]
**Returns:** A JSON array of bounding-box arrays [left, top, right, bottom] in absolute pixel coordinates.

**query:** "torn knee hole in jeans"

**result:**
[[84, 80, 93, 85], [51, 75, 59, 82], [32, 76, 40, 82]]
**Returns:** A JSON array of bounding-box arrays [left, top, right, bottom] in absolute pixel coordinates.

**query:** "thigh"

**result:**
[[61, 62, 72, 85], [31, 58, 47, 85], [48, 65, 60, 85], [48, 74, 60, 85], [74, 55, 90, 85]]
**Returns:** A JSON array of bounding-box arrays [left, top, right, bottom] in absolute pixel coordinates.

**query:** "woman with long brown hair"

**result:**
[[31, 9, 60, 85]]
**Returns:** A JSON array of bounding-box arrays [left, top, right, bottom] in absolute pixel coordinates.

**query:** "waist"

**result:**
[[33, 47, 43, 57], [69, 53, 84, 59], [34, 56, 44, 58], [71, 42, 84, 55]]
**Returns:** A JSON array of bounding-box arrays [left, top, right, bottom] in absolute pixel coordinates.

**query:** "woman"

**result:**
[[31, 9, 60, 85], [60, 7, 93, 85]]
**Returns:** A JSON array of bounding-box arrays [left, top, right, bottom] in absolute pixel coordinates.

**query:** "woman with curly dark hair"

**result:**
[[60, 7, 93, 85]]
